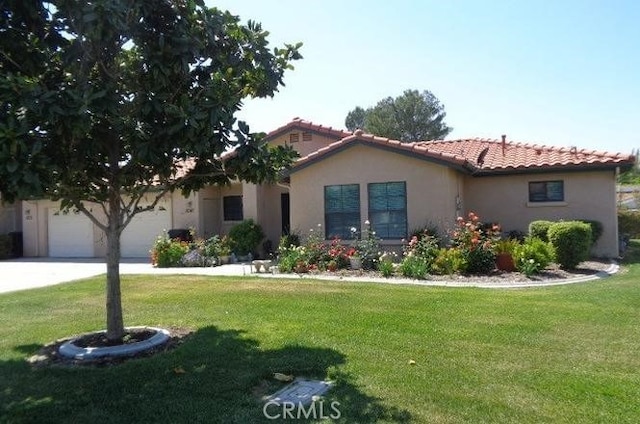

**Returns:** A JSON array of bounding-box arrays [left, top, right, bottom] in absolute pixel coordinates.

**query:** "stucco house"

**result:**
[[17, 118, 634, 258]]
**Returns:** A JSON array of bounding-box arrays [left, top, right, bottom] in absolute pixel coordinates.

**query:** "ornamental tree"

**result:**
[[0, 0, 301, 341]]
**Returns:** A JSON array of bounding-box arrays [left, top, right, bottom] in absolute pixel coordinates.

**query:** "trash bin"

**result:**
[[167, 229, 192, 242], [8, 231, 22, 258]]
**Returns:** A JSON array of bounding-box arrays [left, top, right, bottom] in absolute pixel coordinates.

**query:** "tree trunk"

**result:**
[[105, 201, 125, 341]]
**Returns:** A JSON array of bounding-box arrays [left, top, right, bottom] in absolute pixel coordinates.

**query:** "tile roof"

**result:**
[[419, 138, 635, 174], [263, 117, 352, 141], [292, 131, 635, 175], [292, 130, 474, 173]]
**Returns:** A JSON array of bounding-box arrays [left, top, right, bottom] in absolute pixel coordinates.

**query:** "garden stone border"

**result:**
[[257, 262, 619, 289], [58, 326, 170, 360]]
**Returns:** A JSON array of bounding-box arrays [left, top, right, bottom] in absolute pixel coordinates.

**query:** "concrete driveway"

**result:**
[[0, 258, 253, 294]]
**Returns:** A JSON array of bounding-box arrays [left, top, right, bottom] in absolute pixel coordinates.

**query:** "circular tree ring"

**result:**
[[58, 326, 170, 360]]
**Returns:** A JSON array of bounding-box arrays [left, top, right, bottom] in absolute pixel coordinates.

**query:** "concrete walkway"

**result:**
[[0, 258, 253, 294], [0, 258, 619, 294]]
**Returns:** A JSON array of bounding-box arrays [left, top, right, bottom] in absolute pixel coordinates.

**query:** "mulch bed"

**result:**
[[28, 326, 194, 368], [295, 259, 614, 285]]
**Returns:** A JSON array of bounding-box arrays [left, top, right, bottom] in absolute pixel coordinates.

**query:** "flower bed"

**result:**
[[276, 212, 600, 280]]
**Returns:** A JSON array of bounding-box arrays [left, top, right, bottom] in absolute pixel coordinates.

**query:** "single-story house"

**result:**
[[17, 118, 635, 258]]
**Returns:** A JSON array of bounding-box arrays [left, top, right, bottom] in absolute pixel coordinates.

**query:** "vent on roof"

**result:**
[[302, 131, 312, 142], [477, 147, 489, 166], [289, 133, 299, 143]]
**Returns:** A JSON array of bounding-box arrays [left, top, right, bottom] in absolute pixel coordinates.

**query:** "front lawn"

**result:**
[[1, 246, 640, 423]]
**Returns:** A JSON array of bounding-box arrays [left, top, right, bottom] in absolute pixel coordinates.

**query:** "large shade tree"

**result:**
[[345, 89, 452, 142], [0, 1, 301, 340]]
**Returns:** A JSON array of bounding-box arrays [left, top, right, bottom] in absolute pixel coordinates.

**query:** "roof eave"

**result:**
[[472, 162, 632, 176]]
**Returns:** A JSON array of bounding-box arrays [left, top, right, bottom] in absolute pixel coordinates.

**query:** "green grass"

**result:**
[[2, 245, 640, 423]]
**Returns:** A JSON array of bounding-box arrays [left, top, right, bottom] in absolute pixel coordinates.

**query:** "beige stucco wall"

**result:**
[[21, 191, 196, 257], [464, 170, 619, 257], [196, 183, 244, 238], [290, 144, 462, 243]]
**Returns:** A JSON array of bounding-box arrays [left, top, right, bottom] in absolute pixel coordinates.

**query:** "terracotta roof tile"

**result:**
[[263, 117, 351, 141], [292, 131, 635, 174], [418, 138, 634, 173], [293, 132, 473, 172]]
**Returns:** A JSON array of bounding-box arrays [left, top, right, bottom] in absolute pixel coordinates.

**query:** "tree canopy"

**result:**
[[0, 0, 301, 340], [345, 89, 452, 142]]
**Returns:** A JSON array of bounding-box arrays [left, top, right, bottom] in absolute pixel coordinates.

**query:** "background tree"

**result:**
[[617, 148, 640, 185], [0, 0, 301, 341], [345, 89, 452, 142]]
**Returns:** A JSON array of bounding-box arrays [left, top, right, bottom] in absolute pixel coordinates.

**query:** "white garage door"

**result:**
[[48, 209, 94, 257], [120, 200, 172, 258]]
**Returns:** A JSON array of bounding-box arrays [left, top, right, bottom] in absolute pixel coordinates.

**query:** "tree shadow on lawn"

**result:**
[[1, 326, 411, 423]]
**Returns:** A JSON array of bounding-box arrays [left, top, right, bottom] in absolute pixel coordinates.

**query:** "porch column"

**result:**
[[242, 182, 260, 222]]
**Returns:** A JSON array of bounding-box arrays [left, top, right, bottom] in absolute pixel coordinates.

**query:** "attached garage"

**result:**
[[120, 200, 172, 258], [48, 208, 94, 257]]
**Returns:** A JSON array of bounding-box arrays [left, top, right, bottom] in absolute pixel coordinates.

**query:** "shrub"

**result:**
[[279, 233, 300, 250], [548, 221, 592, 269], [410, 224, 441, 244], [517, 257, 543, 277], [377, 252, 397, 278], [277, 227, 350, 273], [495, 238, 520, 255], [431, 248, 466, 275], [398, 255, 429, 279], [513, 237, 554, 274], [618, 210, 640, 238], [277, 245, 307, 273], [529, 220, 554, 242], [506, 230, 527, 242], [228, 219, 265, 256], [465, 248, 497, 274], [403, 234, 439, 264], [151, 232, 189, 267], [352, 222, 381, 270], [580, 219, 603, 245], [0, 234, 12, 259], [451, 212, 500, 274]]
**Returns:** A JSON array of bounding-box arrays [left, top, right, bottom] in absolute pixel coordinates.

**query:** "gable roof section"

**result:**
[[291, 130, 475, 174], [263, 117, 352, 142], [291, 130, 635, 175]]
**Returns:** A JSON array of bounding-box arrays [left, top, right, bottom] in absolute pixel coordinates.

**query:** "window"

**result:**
[[223, 195, 243, 221], [289, 133, 299, 143], [302, 131, 312, 141], [368, 182, 407, 239], [324, 184, 360, 239], [529, 180, 564, 202]]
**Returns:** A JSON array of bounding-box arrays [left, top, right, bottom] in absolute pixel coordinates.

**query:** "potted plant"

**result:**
[[348, 247, 362, 270], [495, 238, 519, 272], [218, 235, 232, 264]]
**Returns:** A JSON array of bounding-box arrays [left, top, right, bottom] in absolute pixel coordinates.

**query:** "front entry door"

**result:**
[[281, 193, 290, 235]]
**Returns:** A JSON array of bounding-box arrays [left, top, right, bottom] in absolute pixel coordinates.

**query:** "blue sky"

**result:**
[[207, 0, 639, 154]]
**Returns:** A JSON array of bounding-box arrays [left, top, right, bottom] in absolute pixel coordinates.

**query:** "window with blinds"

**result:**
[[324, 184, 360, 239], [368, 181, 407, 239]]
